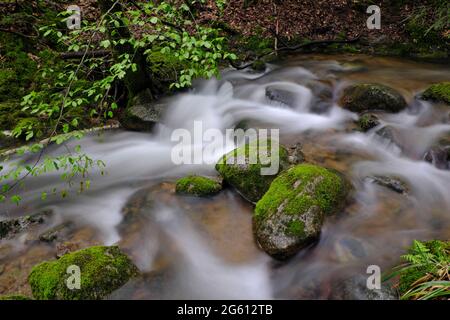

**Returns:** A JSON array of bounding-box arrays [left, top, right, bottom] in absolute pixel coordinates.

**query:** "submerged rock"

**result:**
[[0, 210, 52, 240], [28, 246, 139, 300], [423, 145, 449, 170], [331, 275, 398, 300], [266, 87, 296, 107], [339, 83, 407, 113], [119, 89, 165, 132], [216, 139, 291, 203], [253, 164, 350, 259], [175, 176, 222, 197], [421, 82, 450, 105], [366, 176, 409, 195], [38, 222, 74, 243]]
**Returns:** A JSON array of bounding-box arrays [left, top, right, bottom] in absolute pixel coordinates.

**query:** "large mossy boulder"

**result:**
[[28, 246, 138, 300], [175, 175, 222, 197], [215, 140, 291, 203], [253, 164, 350, 259], [422, 82, 450, 105], [340, 83, 407, 113]]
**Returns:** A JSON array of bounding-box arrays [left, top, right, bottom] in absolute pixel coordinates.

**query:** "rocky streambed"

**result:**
[[0, 54, 449, 300]]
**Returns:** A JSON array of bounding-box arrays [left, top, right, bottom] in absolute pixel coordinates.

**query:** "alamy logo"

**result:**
[[367, 5, 381, 30], [171, 121, 280, 175], [67, 5, 81, 30], [66, 265, 81, 290], [366, 265, 381, 290]]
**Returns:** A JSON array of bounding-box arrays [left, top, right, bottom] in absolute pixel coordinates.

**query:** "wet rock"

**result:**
[[266, 87, 296, 107], [119, 89, 166, 132], [0, 210, 52, 240], [339, 83, 407, 113], [254, 164, 350, 259], [0, 131, 15, 149], [374, 125, 402, 151], [423, 146, 449, 170], [251, 60, 266, 72], [175, 175, 222, 197], [287, 143, 305, 165], [55, 241, 82, 258], [216, 139, 291, 203], [38, 222, 73, 243], [421, 82, 450, 105], [357, 113, 380, 132], [366, 176, 409, 195], [28, 245, 139, 300], [331, 275, 398, 300]]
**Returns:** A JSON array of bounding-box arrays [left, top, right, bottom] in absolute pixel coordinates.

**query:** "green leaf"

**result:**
[[11, 195, 21, 205], [25, 132, 34, 141]]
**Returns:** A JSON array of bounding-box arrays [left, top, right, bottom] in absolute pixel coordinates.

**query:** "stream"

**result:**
[[1, 54, 450, 299]]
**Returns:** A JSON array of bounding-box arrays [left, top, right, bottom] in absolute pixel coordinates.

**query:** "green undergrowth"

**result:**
[[385, 240, 450, 300]]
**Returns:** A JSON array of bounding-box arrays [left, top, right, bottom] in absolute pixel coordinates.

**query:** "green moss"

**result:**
[[175, 175, 222, 197], [254, 164, 349, 222], [28, 246, 139, 300], [358, 113, 380, 132], [0, 294, 32, 300], [422, 82, 450, 105], [146, 50, 184, 93], [286, 220, 306, 237], [0, 34, 38, 102], [215, 139, 290, 203]]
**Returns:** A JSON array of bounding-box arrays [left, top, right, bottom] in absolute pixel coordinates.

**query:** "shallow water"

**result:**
[[1, 54, 449, 299]]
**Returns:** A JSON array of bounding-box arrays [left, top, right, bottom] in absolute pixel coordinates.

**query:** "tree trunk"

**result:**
[[97, 0, 156, 102]]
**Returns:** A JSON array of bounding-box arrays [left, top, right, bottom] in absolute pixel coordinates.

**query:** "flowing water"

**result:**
[[1, 54, 450, 299]]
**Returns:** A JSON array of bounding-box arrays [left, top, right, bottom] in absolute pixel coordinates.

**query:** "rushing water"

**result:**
[[1, 54, 450, 299]]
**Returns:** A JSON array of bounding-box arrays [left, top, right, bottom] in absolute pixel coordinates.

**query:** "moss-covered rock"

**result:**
[[422, 82, 450, 105], [175, 175, 222, 197], [0, 100, 26, 130], [215, 139, 291, 203], [251, 60, 266, 72], [0, 294, 32, 300], [28, 246, 138, 300], [254, 164, 350, 259], [340, 83, 407, 113], [358, 113, 380, 132]]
